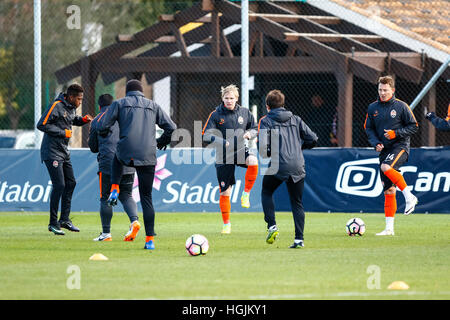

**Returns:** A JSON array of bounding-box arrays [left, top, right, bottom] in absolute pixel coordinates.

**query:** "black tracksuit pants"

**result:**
[[111, 155, 156, 236], [99, 173, 138, 234], [261, 175, 305, 241], [44, 159, 76, 227]]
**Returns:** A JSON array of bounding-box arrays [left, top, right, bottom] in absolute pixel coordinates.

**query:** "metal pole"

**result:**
[[241, 0, 249, 109], [410, 55, 450, 110], [34, 0, 42, 148]]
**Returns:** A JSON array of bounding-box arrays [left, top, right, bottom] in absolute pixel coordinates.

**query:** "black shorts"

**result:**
[[99, 172, 134, 201], [379, 147, 408, 191], [216, 149, 253, 192]]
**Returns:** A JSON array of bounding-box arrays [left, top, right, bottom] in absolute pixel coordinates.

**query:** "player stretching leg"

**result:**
[[364, 76, 419, 236], [202, 85, 258, 234]]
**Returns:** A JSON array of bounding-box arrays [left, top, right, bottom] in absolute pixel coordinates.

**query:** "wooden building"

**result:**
[[55, 0, 449, 147]]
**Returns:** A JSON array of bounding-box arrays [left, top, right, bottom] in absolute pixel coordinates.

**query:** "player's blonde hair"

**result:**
[[221, 84, 239, 99]]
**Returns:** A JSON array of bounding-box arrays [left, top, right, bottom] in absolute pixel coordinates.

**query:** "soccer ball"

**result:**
[[185, 234, 209, 256], [346, 218, 366, 236]]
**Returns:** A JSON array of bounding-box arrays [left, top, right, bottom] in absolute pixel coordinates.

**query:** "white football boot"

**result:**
[[404, 194, 418, 215], [93, 233, 112, 241], [375, 229, 395, 236]]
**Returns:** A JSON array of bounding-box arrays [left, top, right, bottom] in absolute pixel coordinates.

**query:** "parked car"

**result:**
[[0, 130, 42, 149]]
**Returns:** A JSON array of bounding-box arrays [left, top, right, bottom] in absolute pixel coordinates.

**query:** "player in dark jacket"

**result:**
[[36, 84, 93, 235], [202, 85, 258, 234], [97, 80, 176, 250], [258, 90, 318, 248], [88, 94, 140, 242], [364, 76, 419, 236], [425, 104, 450, 132]]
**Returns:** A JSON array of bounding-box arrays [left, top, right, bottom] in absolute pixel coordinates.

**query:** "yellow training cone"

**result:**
[[89, 253, 109, 261], [387, 281, 409, 290]]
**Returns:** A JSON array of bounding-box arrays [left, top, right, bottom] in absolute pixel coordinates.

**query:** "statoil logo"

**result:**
[[0, 181, 52, 203], [130, 153, 242, 204]]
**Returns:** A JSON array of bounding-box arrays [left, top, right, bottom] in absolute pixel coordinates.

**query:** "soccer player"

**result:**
[[88, 94, 140, 242], [258, 90, 317, 248], [37, 84, 93, 235], [97, 79, 176, 250], [202, 85, 258, 234], [425, 104, 450, 131], [364, 76, 419, 236]]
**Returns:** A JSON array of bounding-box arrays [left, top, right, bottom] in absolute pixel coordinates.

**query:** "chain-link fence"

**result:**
[[0, 0, 448, 149], [0, 0, 196, 147]]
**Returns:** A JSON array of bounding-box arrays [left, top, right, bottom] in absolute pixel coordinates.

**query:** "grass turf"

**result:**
[[0, 211, 448, 300]]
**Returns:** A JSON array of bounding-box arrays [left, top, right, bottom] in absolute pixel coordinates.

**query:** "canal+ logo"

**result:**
[[336, 158, 450, 197]]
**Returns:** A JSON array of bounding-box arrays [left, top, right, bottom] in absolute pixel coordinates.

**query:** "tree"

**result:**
[[0, 1, 34, 129], [0, 0, 196, 130], [0, 39, 32, 130]]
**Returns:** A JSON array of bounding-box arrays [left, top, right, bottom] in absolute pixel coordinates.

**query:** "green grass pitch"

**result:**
[[0, 211, 449, 300]]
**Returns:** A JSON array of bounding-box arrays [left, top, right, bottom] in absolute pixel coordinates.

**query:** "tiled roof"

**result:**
[[329, 0, 449, 52]]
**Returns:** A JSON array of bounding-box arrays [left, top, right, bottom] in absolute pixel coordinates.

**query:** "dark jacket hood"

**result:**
[[126, 90, 145, 97], [56, 92, 74, 109], [267, 107, 293, 123]]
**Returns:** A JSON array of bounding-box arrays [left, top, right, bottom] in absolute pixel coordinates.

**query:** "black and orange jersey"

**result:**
[[202, 103, 257, 165], [364, 95, 418, 153], [37, 93, 89, 162], [202, 103, 256, 142]]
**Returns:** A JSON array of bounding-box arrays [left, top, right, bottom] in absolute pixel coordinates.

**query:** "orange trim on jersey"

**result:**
[[202, 111, 216, 135], [99, 172, 103, 199], [391, 149, 405, 167], [42, 101, 61, 125], [97, 111, 106, 122], [363, 113, 368, 130], [396, 99, 418, 127], [257, 115, 267, 134]]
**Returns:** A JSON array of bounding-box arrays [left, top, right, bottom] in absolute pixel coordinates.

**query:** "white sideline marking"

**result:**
[[249, 291, 450, 299], [133, 291, 450, 300]]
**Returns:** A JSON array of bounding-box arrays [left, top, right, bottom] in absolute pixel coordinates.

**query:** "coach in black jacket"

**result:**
[[36, 84, 93, 235], [258, 89, 317, 248], [97, 80, 176, 250], [88, 94, 139, 242]]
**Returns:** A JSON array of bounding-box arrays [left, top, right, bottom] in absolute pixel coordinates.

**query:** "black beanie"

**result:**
[[126, 79, 143, 93], [98, 94, 114, 107]]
